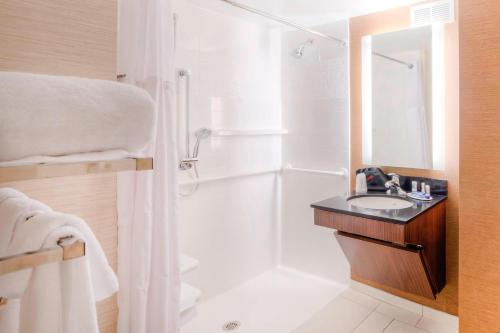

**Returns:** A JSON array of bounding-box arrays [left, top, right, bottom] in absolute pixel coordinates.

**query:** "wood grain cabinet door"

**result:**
[[336, 231, 435, 299]]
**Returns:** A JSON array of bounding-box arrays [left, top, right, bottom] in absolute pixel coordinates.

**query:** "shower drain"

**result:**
[[222, 321, 241, 331]]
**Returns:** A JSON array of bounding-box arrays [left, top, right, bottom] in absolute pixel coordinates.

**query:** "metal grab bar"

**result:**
[[178, 165, 349, 186], [179, 168, 281, 186], [178, 69, 192, 160], [283, 164, 348, 178], [211, 129, 288, 137]]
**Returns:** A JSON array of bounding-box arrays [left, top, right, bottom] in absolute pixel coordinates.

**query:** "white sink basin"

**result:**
[[347, 196, 413, 210]]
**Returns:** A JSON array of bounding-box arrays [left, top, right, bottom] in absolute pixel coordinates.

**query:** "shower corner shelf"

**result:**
[[0, 158, 153, 182], [180, 282, 201, 314], [180, 254, 199, 275]]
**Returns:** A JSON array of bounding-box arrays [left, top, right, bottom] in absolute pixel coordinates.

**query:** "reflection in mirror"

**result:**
[[362, 26, 445, 170]]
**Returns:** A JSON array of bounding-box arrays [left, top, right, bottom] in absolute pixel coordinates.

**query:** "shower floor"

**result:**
[[180, 267, 459, 333], [180, 266, 346, 333]]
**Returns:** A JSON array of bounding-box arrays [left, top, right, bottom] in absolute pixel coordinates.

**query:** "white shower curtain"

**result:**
[[372, 50, 432, 169], [117, 0, 180, 332], [412, 60, 432, 169]]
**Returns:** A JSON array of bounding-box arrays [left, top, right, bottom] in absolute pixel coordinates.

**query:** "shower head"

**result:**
[[195, 128, 212, 139], [193, 128, 212, 158], [178, 69, 192, 77], [292, 39, 314, 59]]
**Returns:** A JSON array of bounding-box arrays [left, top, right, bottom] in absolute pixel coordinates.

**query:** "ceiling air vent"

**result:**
[[411, 0, 455, 27]]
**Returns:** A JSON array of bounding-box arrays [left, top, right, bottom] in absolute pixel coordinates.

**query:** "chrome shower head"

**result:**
[[193, 128, 212, 158], [195, 128, 212, 139], [292, 39, 314, 59]]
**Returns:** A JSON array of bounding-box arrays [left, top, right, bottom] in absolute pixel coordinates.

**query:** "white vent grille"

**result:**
[[411, 0, 455, 27]]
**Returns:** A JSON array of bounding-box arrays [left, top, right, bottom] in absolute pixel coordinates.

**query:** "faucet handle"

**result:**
[[387, 173, 400, 185]]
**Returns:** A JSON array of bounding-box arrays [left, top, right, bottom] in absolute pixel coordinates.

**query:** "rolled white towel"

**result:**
[[0, 149, 133, 167], [0, 71, 155, 163]]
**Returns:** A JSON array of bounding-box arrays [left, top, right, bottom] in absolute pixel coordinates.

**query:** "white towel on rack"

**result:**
[[0, 189, 52, 333], [0, 188, 118, 333], [16, 225, 99, 333], [0, 194, 51, 298]]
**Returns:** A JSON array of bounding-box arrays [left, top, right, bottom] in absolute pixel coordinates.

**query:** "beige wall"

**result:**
[[0, 0, 116, 80], [459, 0, 500, 331], [0, 1, 118, 332], [349, 3, 459, 315]]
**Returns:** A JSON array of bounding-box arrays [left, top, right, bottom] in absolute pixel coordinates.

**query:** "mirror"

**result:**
[[362, 26, 445, 170]]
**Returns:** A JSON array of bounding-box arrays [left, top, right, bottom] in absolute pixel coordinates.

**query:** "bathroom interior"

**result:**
[[0, 0, 498, 332]]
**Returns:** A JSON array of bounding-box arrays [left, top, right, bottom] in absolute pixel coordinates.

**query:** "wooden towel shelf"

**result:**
[[0, 236, 86, 277], [0, 157, 153, 183], [0, 236, 86, 309]]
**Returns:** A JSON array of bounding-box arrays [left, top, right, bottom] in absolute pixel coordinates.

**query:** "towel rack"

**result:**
[[0, 236, 85, 277], [0, 158, 153, 183]]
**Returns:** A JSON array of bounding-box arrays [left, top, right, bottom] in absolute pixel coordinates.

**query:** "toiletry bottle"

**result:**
[[356, 173, 368, 194]]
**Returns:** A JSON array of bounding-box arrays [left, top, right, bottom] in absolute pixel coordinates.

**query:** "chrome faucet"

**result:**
[[385, 173, 407, 196]]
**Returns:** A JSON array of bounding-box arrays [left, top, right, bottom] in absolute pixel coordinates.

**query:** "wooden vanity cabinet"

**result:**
[[314, 202, 446, 299]]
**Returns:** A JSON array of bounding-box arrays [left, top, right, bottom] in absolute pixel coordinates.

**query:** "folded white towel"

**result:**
[[0, 71, 155, 163], [16, 224, 107, 333], [0, 188, 118, 333], [10, 211, 119, 301]]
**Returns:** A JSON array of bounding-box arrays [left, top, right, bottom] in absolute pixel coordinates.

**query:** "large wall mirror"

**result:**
[[362, 25, 445, 170]]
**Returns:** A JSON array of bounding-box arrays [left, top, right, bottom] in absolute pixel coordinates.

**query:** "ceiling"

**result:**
[[188, 0, 428, 26], [234, 0, 425, 16]]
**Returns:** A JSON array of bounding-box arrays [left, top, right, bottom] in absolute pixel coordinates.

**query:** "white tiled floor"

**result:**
[[376, 302, 422, 326], [181, 267, 458, 333], [293, 288, 459, 333], [352, 312, 393, 333]]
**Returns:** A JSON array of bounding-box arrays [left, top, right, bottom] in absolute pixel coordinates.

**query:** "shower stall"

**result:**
[[174, 0, 350, 331]]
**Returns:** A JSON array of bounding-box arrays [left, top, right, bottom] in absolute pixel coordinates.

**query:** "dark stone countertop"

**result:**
[[311, 191, 447, 225]]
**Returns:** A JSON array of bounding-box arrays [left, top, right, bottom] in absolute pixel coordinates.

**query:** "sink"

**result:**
[[347, 195, 413, 210]]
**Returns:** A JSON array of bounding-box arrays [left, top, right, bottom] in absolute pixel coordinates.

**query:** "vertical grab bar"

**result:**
[[178, 69, 192, 160]]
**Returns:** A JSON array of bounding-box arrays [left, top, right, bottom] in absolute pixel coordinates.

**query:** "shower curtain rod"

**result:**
[[218, 0, 346, 46], [372, 52, 414, 69]]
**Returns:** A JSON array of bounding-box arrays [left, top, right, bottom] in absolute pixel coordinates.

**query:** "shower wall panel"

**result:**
[[175, 0, 282, 300], [281, 21, 351, 284]]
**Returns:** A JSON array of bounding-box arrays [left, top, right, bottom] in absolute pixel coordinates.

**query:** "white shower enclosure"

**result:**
[[174, 0, 350, 331]]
